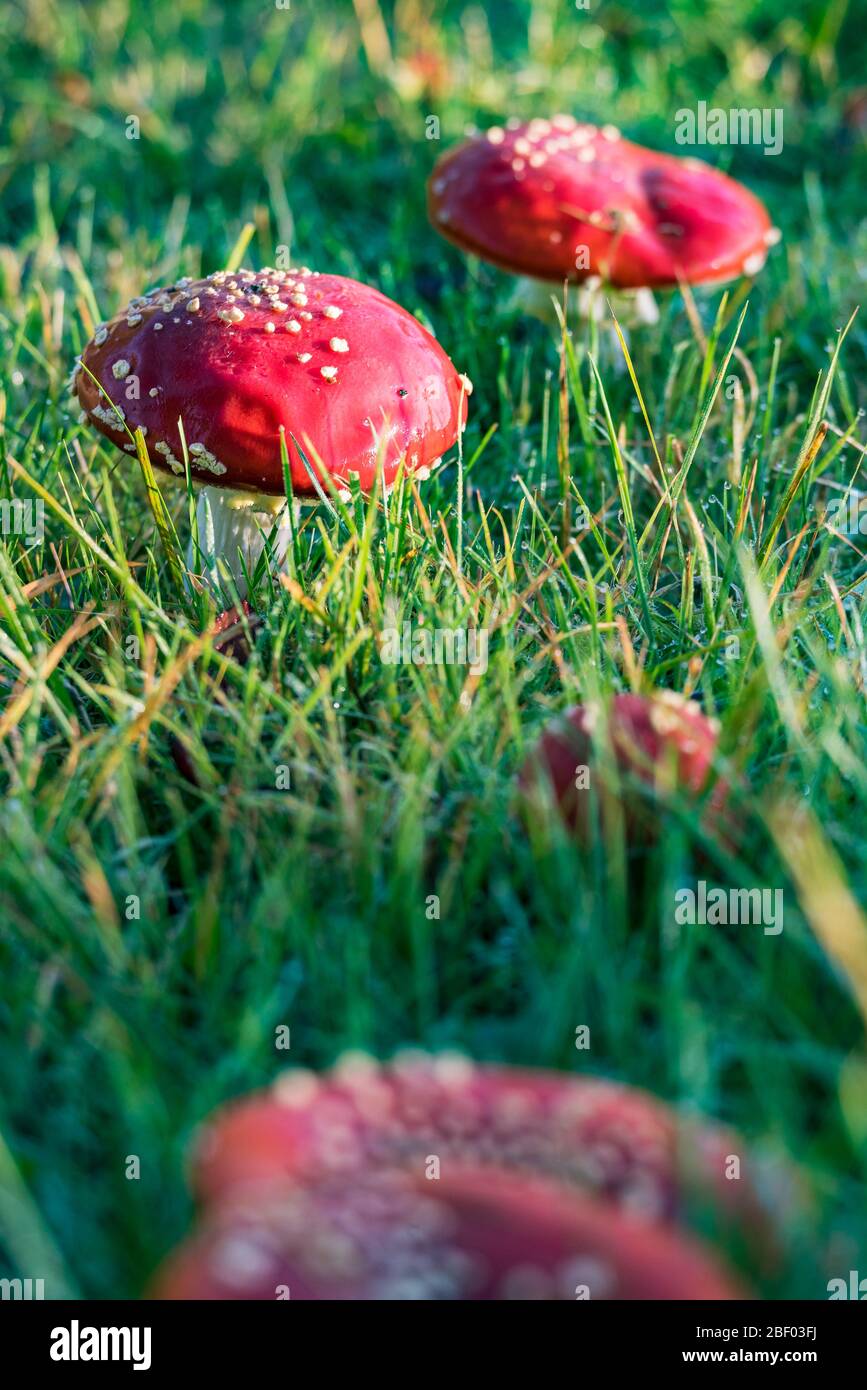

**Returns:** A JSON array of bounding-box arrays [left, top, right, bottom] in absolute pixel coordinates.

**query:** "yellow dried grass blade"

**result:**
[[771, 803, 867, 1031]]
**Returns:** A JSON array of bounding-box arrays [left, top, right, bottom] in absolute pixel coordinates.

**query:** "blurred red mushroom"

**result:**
[[151, 1053, 784, 1299], [74, 267, 470, 596], [428, 117, 779, 327], [518, 691, 725, 840], [154, 1166, 744, 1301]]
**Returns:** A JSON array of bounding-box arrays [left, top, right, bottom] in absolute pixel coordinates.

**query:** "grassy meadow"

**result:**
[[1, 0, 867, 1298]]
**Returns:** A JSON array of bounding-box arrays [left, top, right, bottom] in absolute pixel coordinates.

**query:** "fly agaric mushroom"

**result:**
[[154, 1166, 744, 1300], [428, 117, 779, 326], [518, 691, 725, 839], [74, 268, 470, 595], [188, 1054, 766, 1230], [150, 1053, 784, 1301]]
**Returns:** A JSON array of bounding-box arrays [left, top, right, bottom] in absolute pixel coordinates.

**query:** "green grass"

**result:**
[[1, 0, 867, 1299]]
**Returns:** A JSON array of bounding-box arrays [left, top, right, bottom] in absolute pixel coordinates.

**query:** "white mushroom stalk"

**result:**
[[507, 274, 660, 329], [506, 276, 659, 375], [191, 486, 297, 597]]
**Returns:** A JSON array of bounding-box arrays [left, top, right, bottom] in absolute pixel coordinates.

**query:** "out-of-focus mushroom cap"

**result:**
[[518, 691, 725, 836], [428, 118, 777, 289], [74, 270, 469, 498], [153, 1167, 745, 1301], [189, 1054, 767, 1245]]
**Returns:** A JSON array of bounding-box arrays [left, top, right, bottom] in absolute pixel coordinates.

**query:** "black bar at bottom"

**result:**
[[0, 1299, 861, 1376]]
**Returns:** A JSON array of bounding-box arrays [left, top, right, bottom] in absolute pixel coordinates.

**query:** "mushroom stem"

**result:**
[[507, 274, 660, 332], [190, 486, 297, 597]]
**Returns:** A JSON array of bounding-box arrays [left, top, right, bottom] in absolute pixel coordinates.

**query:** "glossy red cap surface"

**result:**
[[428, 118, 777, 288], [75, 269, 470, 498]]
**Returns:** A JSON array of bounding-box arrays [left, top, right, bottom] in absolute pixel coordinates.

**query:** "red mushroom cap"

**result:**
[[153, 1166, 744, 1301], [187, 1054, 773, 1251], [428, 118, 777, 289], [74, 268, 469, 498], [518, 691, 724, 836]]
